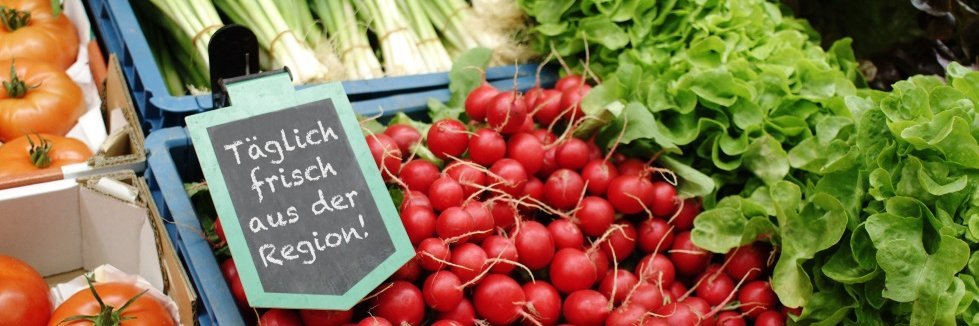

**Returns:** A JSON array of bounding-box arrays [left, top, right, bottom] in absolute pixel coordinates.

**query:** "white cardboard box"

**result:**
[[0, 172, 194, 325]]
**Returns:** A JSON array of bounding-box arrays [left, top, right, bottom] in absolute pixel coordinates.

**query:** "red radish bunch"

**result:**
[[215, 74, 789, 325]]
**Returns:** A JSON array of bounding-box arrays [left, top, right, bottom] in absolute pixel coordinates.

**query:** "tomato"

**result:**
[[49, 281, 174, 326], [0, 0, 79, 70], [0, 255, 51, 326], [0, 59, 85, 142], [0, 133, 91, 179]]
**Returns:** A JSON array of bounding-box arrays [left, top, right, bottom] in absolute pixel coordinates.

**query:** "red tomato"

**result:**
[[49, 282, 174, 326], [0, 255, 51, 326]]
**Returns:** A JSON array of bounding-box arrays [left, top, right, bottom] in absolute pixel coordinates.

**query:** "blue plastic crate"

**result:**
[[145, 76, 555, 325], [85, 0, 550, 133]]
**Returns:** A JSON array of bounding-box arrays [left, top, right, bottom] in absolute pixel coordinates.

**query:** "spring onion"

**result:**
[[213, 0, 334, 83], [355, 0, 429, 76], [312, 0, 383, 80], [399, 0, 453, 73], [147, 0, 223, 68]]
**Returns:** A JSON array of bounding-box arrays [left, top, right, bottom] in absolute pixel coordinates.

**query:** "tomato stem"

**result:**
[[58, 275, 151, 326], [3, 61, 36, 98], [0, 6, 30, 31], [27, 133, 52, 169]]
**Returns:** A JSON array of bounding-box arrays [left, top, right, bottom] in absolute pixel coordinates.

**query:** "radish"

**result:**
[[581, 160, 618, 195], [462, 201, 494, 242], [423, 270, 464, 312], [669, 281, 688, 301], [671, 199, 701, 231], [473, 274, 527, 325], [357, 316, 392, 326], [400, 160, 440, 193], [436, 207, 475, 242], [532, 89, 563, 126], [682, 297, 713, 325], [696, 272, 735, 306], [416, 238, 451, 271], [468, 128, 507, 166], [371, 281, 425, 326], [520, 177, 545, 212], [445, 161, 487, 198], [607, 175, 654, 214], [384, 123, 421, 154], [587, 249, 611, 280], [489, 158, 529, 197], [636, 254, 676, 287], [585, 140, 602, 161], [598, 270, 639, 305], [438, 299, 476, 326], [428, 176, 465, 212], [605, 304, 646, 326], [574, 196, 615, 237], [555, 138, 590, 170], [638, 218, 674, 254], [465, 84, 500, 122], [550, 248, 598, 293], [554, 74, 585, 93], [754, 311, 786, 326], [543, 169, 586, 210], [486, 91, 528, 135], [450, 243, 488, 284], [481, 235, 518, 274], [400, 206, 436, 245], [507, 133, 545, 175], [627, 283, 666, 311], [547, 218, 585, 249], [431, 320, 463, 326], [299, 309, 353, 326], [514, 221, 556, 270], [599, 221, 637, 262], [641, 317, 672, 326], [559, 84, 591, 122], [670, 232, 711, 276], [653, 301, 701, 326], [390, 258, 421, 282], [617, 158, 646, 176], [738, 281, 776, 318], [523, 86, 545, 109], [538, 147, 559, 179], [259, 309, 302, 326], [725, 244, 766, 282], [400, 190, 432, 212], [716, 311, 746, 326], [366, 134, 402, 180], [487, 197, 519, 229], [518, 114, 535, 133], [531, 129, 558, 145], [522, 281, 562, 326], [562, 290, 610, 326], [649, 181, 677, 217], [428, 119, 470, 159]]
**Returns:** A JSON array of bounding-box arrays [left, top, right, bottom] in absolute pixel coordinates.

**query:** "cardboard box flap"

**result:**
[[78, 186, 163, 290], [0, 179, 83, 276], [90, 55, 146, 170]]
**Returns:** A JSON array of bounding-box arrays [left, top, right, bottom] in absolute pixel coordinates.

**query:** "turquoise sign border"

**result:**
[[185, 71, 413, 310]]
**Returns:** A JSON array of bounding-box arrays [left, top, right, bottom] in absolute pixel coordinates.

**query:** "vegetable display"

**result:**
[[0, 133, 92, 179], [184, 49, 790, 325], [0, 59, 85, 142], [519, 0, 979, 324], [0, 0, 79, 70], [0, 255, 51, 326]]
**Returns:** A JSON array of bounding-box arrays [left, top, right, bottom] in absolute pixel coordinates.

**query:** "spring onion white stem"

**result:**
[[312, 0, 383, 80], [355, 0, 429, 76]]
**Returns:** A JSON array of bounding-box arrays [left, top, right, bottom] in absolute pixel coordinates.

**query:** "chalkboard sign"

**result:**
[[185, 71, 412, 310]]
